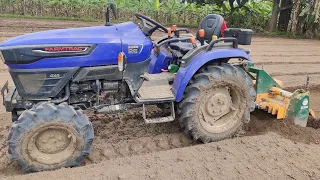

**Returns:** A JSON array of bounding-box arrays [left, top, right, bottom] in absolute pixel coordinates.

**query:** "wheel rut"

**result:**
[[83, 106, 196, 165]]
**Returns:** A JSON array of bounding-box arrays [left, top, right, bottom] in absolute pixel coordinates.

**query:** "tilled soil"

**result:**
[[0, 17, 320, 179], [3, 132, 320, 180]]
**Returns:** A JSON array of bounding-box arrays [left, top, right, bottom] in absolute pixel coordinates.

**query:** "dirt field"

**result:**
[[0, 17, 320, 180]]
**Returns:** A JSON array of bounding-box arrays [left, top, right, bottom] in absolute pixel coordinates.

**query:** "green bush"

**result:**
[[0, 0, 273, 31]]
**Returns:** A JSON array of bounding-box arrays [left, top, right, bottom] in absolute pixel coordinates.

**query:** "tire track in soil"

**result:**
[[86, 133, 194, 164], [83, 106, 196, 165]]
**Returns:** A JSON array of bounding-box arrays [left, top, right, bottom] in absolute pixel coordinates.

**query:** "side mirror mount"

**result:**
[[105, 1, 117, 26]]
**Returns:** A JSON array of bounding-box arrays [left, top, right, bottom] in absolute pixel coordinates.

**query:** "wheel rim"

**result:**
[[35, 128, 71, 154], [198, 84, 244, 134], [23, 123, 81, 166]]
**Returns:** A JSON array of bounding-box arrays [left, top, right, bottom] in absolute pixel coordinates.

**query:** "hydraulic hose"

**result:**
[[50, 84, 70, 104]]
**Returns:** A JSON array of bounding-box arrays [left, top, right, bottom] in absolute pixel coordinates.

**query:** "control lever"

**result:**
[[199, 29, 205, 46], [172, 25, 179, 37], [190, 37, 197, 48], [167, 28, 172, 38]]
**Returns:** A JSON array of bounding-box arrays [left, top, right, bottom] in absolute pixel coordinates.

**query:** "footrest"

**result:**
[[142, 102, 175, 123], [136, 73, 175, 103]]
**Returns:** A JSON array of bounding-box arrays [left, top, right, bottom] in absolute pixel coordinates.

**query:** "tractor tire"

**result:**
[[178, 63, 256, 143], [7, 102, 94, 172]]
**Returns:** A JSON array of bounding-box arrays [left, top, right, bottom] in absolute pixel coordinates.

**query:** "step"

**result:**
[[142, 102, 175, 123], [136, 73, 175, 103]]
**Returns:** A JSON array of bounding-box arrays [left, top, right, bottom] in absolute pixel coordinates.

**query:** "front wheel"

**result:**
[[178, 63, 256, 143], [8, 102, 94, 172]]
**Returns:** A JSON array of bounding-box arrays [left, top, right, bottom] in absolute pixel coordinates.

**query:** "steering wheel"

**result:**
[[134, 13, 168, 37]]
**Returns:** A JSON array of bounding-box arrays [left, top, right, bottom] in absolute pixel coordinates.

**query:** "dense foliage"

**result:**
[[0, 0, 272, 31], [288, 0, 320, 37], [0, 0, 319, 37]]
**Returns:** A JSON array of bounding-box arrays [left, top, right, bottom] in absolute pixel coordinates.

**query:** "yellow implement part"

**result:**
[[310, 109, 317, 119], [256, 87, 317, 121], [255, 93, 290, 119], [269, 86, 293, 98]]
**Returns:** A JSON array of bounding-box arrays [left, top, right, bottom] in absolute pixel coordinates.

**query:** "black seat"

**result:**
[[169, 14, 224, 55], [195, 14, 224, 43]]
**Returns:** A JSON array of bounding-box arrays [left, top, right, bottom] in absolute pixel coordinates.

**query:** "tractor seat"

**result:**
[[169, 42, 194, 54], [169, 14, 224, 55]]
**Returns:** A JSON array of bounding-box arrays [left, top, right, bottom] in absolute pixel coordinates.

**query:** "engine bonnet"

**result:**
[[0, 22, 153, 69]]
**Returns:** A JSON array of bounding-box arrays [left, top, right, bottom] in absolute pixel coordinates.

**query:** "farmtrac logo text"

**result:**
[[39, 46, 88, 53]]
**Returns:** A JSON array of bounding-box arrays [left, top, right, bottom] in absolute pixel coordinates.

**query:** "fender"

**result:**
[[172, 48, 252, 102]]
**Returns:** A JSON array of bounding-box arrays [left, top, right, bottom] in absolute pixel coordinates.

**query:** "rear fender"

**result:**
[[172, 49, 252, 102]]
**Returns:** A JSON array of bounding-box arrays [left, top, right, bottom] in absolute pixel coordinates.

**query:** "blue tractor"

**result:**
[[0, 10, 256, 172]]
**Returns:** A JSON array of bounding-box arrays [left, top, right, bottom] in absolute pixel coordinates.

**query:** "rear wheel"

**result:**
[[8, 102, 94, 172], [178, 63, 255, 143]]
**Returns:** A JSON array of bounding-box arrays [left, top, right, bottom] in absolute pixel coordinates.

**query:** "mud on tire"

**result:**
[[178, 63, 256, 143], [7, 102, 94, 172]]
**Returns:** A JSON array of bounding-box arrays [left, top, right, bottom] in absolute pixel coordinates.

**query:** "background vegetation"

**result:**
[[0, 0, 318, 38]]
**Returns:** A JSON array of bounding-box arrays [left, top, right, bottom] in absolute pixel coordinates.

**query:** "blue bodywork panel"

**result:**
[[172, 49, 252, 102], [147, 48, 171, 74], [0, 22, 153, 69], [116, 22, 153, 63]]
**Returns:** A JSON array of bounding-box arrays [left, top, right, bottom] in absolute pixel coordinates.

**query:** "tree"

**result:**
[[186, 0, 249, 12], [278, 0, 293, 31], [288, 0, 320, 37], [267, 0, 293, 32]]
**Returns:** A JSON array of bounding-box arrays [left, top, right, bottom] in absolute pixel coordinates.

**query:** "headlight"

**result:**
[[0, 51, 4, 63]]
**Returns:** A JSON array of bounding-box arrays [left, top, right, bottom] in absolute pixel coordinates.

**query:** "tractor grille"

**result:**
[[17, 73, 63, 95], [18, 73, 46, 94], [9, 68, 78, 100]]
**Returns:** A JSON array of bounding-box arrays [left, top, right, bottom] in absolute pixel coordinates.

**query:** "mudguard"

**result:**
[[172, 48, 252, 102]]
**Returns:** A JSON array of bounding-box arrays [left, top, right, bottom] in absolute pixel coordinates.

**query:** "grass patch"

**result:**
[[256, 31, 310, 39]]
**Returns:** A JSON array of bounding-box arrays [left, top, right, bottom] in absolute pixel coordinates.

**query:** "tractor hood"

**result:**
[[0, 24, 120, 46], [0, 22, 153, 69]]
